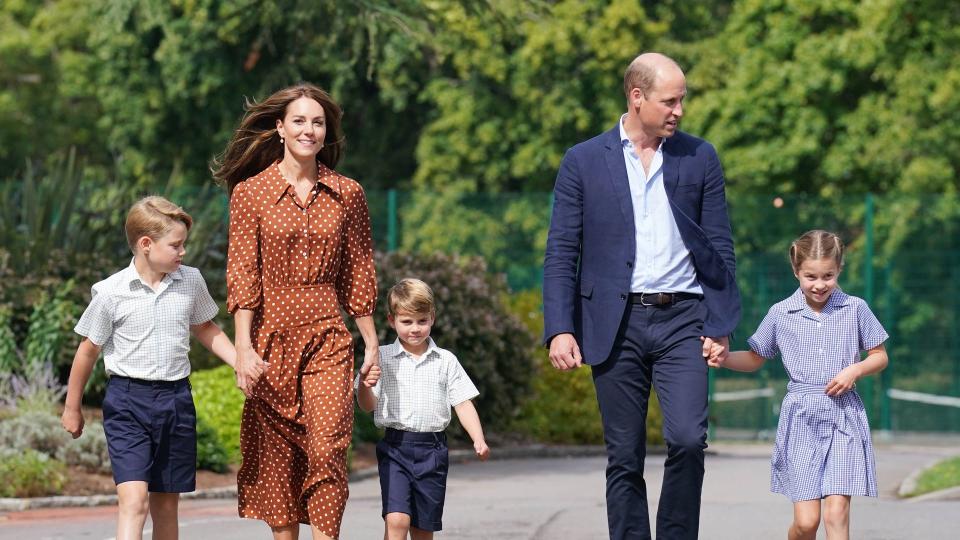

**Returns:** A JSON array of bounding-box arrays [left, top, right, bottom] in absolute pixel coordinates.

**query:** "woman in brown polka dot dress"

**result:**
[[214, 84, 381, 540]]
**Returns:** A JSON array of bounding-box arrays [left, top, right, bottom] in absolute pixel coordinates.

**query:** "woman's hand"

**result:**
[[358, 345, 380, 384], [235, 344, 268, 397]]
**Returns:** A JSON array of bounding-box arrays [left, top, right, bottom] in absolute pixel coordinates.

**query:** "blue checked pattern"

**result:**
[[355, 338, 479, 433], [75, 262, 220, 381], [748, 288, 888, 501]]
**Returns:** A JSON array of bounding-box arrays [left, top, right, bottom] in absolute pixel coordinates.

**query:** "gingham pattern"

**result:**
[[75, 262, 219, 381], [748, 288, 888, 501], [356, 338, 479, 432]]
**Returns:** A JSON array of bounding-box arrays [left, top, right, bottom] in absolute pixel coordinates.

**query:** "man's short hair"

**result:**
[[387, 278, 436, 316], [623, 53, 683, 98], [125, 196, 193, 253]]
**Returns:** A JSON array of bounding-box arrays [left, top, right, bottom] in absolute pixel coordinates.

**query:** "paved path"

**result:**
[[1, 443, 957, 539]]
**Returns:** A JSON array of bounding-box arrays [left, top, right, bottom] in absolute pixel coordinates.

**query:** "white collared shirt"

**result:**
[[619, 115, 702, 294], [75, 261, 220, 380], [355, 338, 480, 433]]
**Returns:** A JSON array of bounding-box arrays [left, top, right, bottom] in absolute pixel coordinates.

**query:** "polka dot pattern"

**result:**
[[226, 161, 377, 537]]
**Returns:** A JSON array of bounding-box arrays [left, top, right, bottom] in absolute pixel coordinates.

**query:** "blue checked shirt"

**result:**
[[75, 262, 220, 381]]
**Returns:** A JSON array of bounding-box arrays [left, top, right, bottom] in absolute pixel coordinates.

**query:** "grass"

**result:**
[[906, 455, 960, 497]]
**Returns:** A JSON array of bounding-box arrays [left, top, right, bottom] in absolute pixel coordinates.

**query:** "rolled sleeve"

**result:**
[[336, 183, 377, 317], [75, 286, 113, 347], [226, 181, 262, 313], [446, 355, 480, 407], [189, 269, 220, 324], [856, 300, 889, 351], [747, 308, 780, 359]]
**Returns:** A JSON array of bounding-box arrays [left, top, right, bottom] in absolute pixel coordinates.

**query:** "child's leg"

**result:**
[[116, 481, 150, 540], [788, 499, 821, 540], [385, 512, 412, 540], [410, 526, 434, 540], [822, 495, 851, 540], [148, 492, 180, 540]]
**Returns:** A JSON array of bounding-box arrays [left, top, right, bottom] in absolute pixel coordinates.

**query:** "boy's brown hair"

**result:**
[[387, 278, 435, 316], [125, 196, 193, 253]]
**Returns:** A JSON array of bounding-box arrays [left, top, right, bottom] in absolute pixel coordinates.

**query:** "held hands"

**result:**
[[474, 440, 490, 461], [235, 345, 269, 397], [702, 335, 729, 368], [548, 333, 582, 370], [825, 364, 860, 396], [61, 408, 84, 439], [358, 345, 381, 387]]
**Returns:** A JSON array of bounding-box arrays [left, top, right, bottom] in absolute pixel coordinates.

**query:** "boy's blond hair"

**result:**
[[387, 278, 435, 316], [125, 196, 193, 253]]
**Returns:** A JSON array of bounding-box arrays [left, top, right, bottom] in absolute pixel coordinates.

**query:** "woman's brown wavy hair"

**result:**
[[212, 83, 344, 196]]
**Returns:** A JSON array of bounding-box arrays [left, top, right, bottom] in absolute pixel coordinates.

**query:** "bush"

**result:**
[[196, 415, 230, 473], [0, 448, 67, 498], [191, 365, 245, 463], [0, 410, 72, 456], [505, 289, 665, 446], [56, 420, 111, 474], [355, 251, 538, 436]]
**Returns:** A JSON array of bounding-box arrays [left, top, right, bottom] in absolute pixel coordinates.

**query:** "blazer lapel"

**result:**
[[662, 136, 680, 200], [602, 127, 636, 232]]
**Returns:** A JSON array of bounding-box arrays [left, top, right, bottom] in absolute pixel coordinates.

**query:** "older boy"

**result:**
[[356, 278, 490, 540], [61, 196, 242, 540]]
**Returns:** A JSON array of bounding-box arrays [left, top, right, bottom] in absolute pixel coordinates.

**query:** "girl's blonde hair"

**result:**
[[125, 196, 192, 253], [387, 278, 436, 316], [212, 83, 345, 196], [789, 229, 844, 272]]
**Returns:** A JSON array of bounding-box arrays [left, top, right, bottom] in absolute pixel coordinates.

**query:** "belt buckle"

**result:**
[[641, 292, 670, 306]]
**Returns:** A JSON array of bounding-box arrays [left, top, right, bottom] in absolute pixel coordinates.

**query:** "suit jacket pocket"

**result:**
[[579, 280, 594, 299]]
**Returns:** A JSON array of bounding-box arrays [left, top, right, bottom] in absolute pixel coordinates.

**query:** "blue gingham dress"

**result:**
[[748, 288, 888, 501]]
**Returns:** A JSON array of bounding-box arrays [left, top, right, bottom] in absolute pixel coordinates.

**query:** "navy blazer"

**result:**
[[543, 126, 741, 365]]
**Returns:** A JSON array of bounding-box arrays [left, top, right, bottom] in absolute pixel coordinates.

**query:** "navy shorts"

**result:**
[[377, 428, 449, 532], [102, 376, 197, 493]]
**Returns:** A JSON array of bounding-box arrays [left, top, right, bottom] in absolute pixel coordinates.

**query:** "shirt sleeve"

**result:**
[[857, 299, 889, 351], [747, 307, 779, 359], [74, 285, 113, 347], [226, 181, 262, 313], [190, 269, 220, 325], [446, 354, 480, 407], [336, 181, 377, 317]]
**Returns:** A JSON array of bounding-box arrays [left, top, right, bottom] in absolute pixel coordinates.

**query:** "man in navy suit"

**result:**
[[543, 52, 740, 539]]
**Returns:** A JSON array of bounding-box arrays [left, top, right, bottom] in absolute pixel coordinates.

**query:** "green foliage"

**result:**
[[356, 251, 538, 436], [0, 410, 72, 456], [0, 448, 67, 498], [196, 415, 230, 473], [191, 365, 245, 463], [904, 455, 960, 498], [55, 420, 111, 474], [505, 289, 663, 445]]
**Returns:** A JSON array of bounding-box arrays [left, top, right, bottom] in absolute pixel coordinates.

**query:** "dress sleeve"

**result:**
[[336, 182, 377, 317], [226, 181, 262, 313], [747, 307, 779, 359], [857, 299, 889, 351]]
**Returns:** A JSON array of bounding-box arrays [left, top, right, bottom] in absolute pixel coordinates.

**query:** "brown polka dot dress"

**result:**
[[226, 162, 377, 537]]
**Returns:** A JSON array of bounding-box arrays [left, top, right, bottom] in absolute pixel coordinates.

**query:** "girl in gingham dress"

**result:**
[[215, 83, 381, 540], [708, 230, 888, 540]]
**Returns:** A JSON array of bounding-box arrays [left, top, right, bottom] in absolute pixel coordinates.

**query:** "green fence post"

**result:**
[[881, 261, 893, 432], [861, 193, 876, 423], [387, 188, 397, 252]]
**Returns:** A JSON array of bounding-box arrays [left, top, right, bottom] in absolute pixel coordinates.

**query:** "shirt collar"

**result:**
[[123, 259, 182, 290], [619, 114, 664, 153], [388, 337, 440, 361], [268, 161, 342, 205], [785, 287, 850, 314]]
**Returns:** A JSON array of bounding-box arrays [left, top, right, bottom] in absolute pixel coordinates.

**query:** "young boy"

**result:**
[[61, 196, 238, 540], [356, 278, 490, 540]]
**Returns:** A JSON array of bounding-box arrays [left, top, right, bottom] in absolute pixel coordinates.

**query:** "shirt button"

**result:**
[[626, 261, 633, 268]]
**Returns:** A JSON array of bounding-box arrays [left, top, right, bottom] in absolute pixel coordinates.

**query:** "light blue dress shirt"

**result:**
[[619, 115, 702, 294]]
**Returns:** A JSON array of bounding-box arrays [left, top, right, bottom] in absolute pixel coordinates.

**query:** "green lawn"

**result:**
[[906, 456, 960, 497]]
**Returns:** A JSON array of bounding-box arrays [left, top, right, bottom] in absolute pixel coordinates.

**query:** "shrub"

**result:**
[[56, 420, 111, 474], [191, 365, 245, 463], [0, 448, 67, 498], [196, 416, 230, 473], [0, 410, 72, 456], [355, 251, 538, 436], [505, 289, 665, 446]]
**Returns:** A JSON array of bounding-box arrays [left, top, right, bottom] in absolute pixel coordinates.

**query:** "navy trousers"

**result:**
[[591, 298, 709, 540]]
